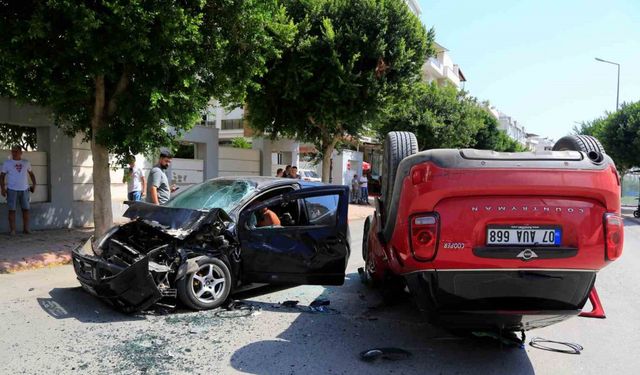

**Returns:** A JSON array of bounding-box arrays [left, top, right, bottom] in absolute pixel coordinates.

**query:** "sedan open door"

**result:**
[[238, 186, 350, 285]]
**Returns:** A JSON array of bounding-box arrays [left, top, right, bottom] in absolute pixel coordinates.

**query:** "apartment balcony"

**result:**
[[219, 128, 245, 140], [443, 66, 461, 87], [422, 58, 444, 80]]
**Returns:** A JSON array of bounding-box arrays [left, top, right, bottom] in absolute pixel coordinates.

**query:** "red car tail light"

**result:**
[[410, 214, 439, 261], [604, 213, 624, 261]]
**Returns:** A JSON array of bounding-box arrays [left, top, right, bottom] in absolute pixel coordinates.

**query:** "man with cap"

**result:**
[[146, 151, 176, 204], [1, 145, 37, 235]]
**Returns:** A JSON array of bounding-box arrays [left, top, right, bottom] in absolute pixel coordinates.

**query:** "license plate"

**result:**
[[486, 225, 561, 246]]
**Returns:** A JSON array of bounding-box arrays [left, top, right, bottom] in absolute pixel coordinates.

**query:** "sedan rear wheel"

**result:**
[[177, 257, 231, 310]]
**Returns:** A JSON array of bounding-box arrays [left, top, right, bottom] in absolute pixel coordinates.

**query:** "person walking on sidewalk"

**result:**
[[147, 151, 176, 205], [123, 155, 146, 202], [0, 145, 37, 235]]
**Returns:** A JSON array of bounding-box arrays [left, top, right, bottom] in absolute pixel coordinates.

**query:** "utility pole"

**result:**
[[595, 57, 620, 110]]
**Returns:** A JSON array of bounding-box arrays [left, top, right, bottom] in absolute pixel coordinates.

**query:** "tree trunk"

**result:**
[[91, 75, 114, 237], [321, 138, 338, 183]]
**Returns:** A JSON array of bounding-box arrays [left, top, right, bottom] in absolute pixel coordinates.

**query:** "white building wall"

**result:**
[[421, 45, 465, 88], [218, 147, 260, 177], [331, 149, 363, 186], [405, 0, 422, 16]]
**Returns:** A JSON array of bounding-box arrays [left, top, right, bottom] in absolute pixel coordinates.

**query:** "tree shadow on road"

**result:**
[[229, 272, 535, 375], [37, 287, 144, 323]]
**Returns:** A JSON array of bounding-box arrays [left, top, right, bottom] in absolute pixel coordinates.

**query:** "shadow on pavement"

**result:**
[[229, 272, 535, 375], [37, 287, 144, 323]]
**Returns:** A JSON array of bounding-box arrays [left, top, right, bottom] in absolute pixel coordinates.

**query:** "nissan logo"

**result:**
[[516, 249, 539, 261]]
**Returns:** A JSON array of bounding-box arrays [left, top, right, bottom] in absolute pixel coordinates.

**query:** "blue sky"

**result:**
[[417, 0, 640, 139]]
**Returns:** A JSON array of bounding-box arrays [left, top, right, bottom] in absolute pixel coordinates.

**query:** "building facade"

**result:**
[[421, 42, 467, 89], [0, 97, 220, 232], [496, 110, 528, 146]]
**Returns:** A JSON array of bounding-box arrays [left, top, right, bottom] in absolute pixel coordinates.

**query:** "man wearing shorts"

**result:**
[[1, 145, 37, 235]]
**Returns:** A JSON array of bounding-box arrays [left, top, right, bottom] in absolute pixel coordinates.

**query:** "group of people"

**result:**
[[123, 151, 178, 205], [0, 147, 176, 235], [350, 173, 370, 205], [275, 165, 301, 179]]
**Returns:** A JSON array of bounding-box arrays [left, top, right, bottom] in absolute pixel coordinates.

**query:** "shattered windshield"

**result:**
[[164, 180, 257, 212]]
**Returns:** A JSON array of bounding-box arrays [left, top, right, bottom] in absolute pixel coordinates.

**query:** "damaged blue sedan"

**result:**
[[72, 177, 350, 312]]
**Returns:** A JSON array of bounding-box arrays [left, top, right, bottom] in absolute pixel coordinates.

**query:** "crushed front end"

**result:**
[[72, 204, 235, 312]]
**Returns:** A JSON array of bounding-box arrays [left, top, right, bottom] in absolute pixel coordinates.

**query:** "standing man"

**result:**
[[283, 165, 292, 178], [1, 145, 37, 235], [123, 155, 145, 202], [359, 173, 369, 205], [146, 151, 176, 205], [350, 174, 360, 204]]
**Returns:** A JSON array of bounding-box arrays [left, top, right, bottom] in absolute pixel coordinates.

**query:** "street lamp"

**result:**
[[595, 57, 620, 110]]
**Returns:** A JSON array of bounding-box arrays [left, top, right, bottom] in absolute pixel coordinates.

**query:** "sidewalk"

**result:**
[[0, 204, 375, 274], [0, 228, 92, 273]]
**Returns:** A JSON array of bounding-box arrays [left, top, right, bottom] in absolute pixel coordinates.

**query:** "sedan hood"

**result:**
[[123, 202, 232, 240]]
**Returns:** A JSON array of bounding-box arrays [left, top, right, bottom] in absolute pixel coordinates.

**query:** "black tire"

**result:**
[[552, 135, 605, 154], [381, 131, 418, 213], [177, 257, 232, 311], [634, 211, 640, 218], [362, 217, 371, 262]]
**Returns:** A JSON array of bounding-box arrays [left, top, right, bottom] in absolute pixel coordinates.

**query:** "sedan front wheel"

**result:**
[[177, 257, 231, 310]]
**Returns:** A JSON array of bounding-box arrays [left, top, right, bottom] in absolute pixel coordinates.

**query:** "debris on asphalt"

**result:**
[[280, 300, 300, 308], [360, 347, 412, 362], [189, 327, 206, 334], [309, 298, 330, 308], [529, 337, 583, 354], [278, 299, 339, 314], [214, 301, 258, 318]]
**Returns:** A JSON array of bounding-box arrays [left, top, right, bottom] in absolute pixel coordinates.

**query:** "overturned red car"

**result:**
[[363, 131, 623, 332]]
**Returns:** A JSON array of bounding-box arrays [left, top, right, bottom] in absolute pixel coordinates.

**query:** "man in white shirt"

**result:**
[[1, 145, 37, 235], [123, 156, 146, 202]]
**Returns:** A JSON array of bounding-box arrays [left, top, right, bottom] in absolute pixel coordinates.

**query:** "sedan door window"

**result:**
[[304, 194, 339, 226]]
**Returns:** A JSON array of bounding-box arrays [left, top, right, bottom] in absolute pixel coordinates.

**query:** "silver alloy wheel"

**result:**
[[191, 263, 226, 304]]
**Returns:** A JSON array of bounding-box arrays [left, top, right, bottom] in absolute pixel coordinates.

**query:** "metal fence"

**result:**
[[622, 173, 640, 207]]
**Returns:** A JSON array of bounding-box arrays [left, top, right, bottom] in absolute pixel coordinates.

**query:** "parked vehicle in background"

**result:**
[[362, 131, 623, 333], [299, 169, 321, 182]]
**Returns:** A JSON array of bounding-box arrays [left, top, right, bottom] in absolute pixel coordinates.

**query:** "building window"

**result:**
[[199, 111, 216, 127], [174, 143, 196, 159], [221, 119, 243, 130]]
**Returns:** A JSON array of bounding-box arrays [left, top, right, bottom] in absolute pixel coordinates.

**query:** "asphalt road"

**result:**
[[1, 218, 639, 374]]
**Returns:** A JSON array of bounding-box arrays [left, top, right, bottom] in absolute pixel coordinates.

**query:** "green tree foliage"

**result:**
[[380, 82, 525, 152], [599, 102, 640, 173], [0, 124, 37, 150], [572, 117, 607, 138], [0, 1, 286, 234], [246, 0, 433, 181], [231, 137, 252, 149]]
